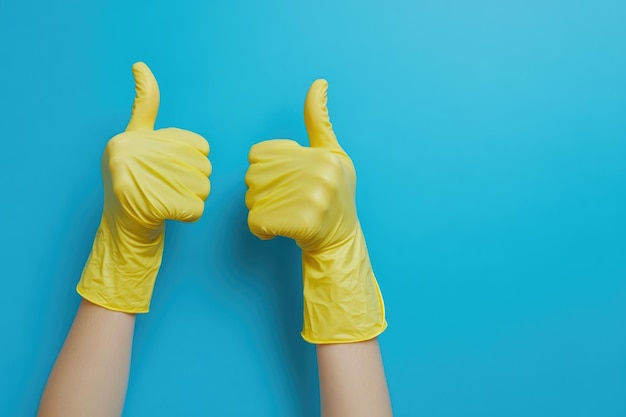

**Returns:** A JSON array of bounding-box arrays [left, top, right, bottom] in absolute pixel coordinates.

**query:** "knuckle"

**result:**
[[105, 134, 129, 155], [196, 178, 211, 200], [107, 154, 127, 172], [184, 199, 205, 222], [327, 155, 345, 177], [315, 154, 344, 186], [244, 191, 254, 210], [244, 167, 257, 188], [191, 206, 205, 222], [190, 132, 211, 156], [318, 173, 338, 192], [204, 180, 211, 199], [202, 138, 210, 156], [302, 208, 323, 232], [247, 209, 259, 228], [195, 156, 212, 179], [309, 186, 331, 212], [111, 177, 132, 198], [247, 210, 264, 235], [248, 144, 260, 163]]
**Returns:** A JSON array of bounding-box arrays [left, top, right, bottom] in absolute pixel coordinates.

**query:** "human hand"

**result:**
[[245, 80, 386, 343], [76, 62, 212, 313]]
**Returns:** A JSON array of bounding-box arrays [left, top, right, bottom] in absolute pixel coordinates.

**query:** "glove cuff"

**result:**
[[76, 215, 164, 313], [301, 224, 387, 344]]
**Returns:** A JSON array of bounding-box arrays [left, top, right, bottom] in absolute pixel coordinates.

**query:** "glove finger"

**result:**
[[188, 151, 212, 178], [248, 139, 301, 164], [247, 186, 322, 241], [170, 195, 206, 223], [244, 159, 304, 209], [157, 127, 210, 156]]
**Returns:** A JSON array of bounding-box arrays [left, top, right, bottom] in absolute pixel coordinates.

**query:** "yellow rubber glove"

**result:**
[[76, 62, 212, 313], [245, 80, 387, 343]]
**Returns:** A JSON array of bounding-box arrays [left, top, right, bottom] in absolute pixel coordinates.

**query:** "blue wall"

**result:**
[[1, 1, 625, 416]]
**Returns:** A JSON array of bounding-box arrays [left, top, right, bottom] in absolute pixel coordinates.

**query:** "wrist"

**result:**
[[301, 223, 387, 343], [76, 214, 164, 313]]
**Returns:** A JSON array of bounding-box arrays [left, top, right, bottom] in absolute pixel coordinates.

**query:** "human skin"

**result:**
[[38, 300, 135, 417], [317, 338, 393, 417]]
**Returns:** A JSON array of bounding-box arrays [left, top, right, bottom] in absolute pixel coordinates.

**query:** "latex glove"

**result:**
[[245, 80, 386, 343], [76, 62, 212, 313]]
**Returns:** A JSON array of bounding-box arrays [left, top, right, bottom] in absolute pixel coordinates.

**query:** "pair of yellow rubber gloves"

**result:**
[[76, 63, 386, 344]]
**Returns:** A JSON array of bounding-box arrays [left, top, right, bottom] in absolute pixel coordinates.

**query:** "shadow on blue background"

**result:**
[[210, 196, 319, 417], [1, 0, 625, 416]]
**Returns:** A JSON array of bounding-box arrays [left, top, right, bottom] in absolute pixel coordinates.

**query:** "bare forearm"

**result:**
[[38, 300, 136, 417], [317, 338, 393, 417]]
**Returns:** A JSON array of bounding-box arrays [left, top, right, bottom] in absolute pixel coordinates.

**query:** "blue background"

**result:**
[[1, 0, 625, 416]]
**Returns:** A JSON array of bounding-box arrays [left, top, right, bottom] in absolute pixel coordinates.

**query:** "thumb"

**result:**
[[304, 79, 344, 153], [125, 62, 160, 132]]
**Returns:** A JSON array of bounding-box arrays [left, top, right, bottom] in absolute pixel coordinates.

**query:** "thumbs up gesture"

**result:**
[[77, 62, 212, 313], [245, 80, 387, 343]]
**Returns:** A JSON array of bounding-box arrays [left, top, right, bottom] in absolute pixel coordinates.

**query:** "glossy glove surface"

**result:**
[[245, 80, 386, 343], [77, 62, 212, 313]]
